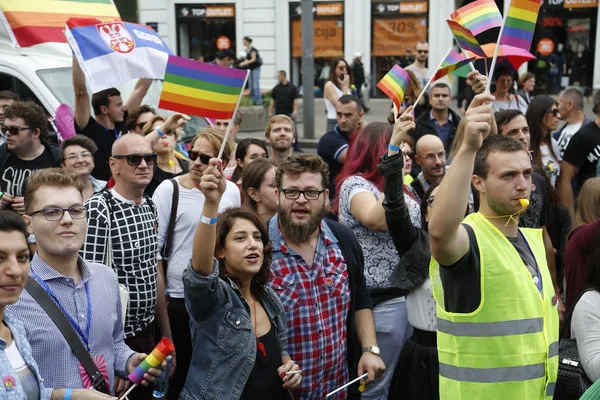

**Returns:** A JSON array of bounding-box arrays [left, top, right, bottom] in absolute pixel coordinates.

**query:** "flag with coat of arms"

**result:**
[[65, 18, 173, 93]]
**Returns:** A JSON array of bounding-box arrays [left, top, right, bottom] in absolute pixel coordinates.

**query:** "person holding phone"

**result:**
[[324, 58, 354, 132]]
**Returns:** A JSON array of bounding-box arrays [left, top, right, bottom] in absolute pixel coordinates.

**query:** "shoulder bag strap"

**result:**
[[99, 190, 113, 267], [25, 279, 111, 394], [161, 179, 180, 275]]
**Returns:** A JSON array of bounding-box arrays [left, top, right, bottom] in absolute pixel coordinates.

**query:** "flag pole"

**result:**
[[412, 48, 452, 108], [485, 0, 510, 93], [218, 69, 251, 160], [461, 48, 477, 72]]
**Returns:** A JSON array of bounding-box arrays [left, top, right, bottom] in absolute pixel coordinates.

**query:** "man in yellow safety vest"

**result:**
[[428, 93, 559, 400]]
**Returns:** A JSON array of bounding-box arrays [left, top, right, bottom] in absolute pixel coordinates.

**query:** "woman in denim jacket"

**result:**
[[0, 211, 45, 399], [181, 158, 301, 400]]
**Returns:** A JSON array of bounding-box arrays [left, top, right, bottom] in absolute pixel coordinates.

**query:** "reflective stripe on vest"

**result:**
[[437, 317, 543, 337], [439, 362, 546, 383]]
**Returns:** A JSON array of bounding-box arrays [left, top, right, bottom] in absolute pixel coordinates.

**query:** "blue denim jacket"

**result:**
[[0, 311, 45, 398], [181, 259, 288, 400]]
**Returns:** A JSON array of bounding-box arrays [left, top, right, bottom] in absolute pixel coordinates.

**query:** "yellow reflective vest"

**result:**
[[431, 212, 559, 400]]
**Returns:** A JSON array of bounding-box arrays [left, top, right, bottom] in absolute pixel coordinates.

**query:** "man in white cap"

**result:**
[[352, 52, 370, 113]]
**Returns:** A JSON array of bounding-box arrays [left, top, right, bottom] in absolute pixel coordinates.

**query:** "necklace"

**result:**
[[253, 299, 267, 357]]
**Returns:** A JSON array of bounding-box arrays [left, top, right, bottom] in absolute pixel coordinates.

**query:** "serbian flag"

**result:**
[[65, 18, 173, 93], [0, 0, 120, 47]]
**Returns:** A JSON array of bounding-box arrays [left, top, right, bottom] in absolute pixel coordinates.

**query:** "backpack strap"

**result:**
[[160, 179, 180, 275]]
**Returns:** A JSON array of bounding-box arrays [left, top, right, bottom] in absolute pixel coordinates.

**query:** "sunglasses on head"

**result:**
[[188, 151, 213, 165], [112, 153, 157, 166], [548, 109, 559, 117]]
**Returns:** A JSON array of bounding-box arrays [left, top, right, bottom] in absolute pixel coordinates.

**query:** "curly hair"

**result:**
[[275, 154, 329, 191], [24, 168, 84, 214], [4, 101, 48, 138], [215, 208, 273, 300]]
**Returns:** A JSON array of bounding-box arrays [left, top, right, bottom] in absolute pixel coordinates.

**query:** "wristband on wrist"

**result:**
[[200, 215, 218, 225], [388, 143, 400, 152], [156, 127, 165, 137], [64, 388, 73, 400]]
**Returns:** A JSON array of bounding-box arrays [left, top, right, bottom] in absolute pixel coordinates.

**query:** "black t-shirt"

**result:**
[[316, 127, 350, 200], [562, 121, 600, 193], [1, 146, 58, 196], [144, 158, 189, 197], [440, 224, 540, 314], [519, 171, 553, 228], [75, 113, 129, 181], [271, 82, 298, 116]]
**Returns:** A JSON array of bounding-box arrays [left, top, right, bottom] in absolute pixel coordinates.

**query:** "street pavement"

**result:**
[[236, 96, 599, 152]]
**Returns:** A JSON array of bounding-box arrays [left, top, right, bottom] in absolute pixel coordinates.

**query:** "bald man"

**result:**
[[411, 134, 447, 200], [81, 133, 172, 400]]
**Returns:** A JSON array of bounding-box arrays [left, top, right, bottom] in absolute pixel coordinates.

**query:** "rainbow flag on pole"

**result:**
[[449, 0, 503, 36], [499, 0, 542, 51], [0, 0, 120, 47], [447, 20, 486, 57], [432, 50, 476, 82], [159, 55, 249, 120], [376, 65, 410, 111]]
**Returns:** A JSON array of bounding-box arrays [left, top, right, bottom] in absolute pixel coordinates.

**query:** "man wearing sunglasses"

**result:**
[[81, 134, 171, 400], [0, 101, 61, 215], [405, 41, 430, 88]]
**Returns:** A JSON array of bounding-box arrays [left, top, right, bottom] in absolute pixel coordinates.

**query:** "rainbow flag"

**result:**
[[449, 0, 503, 36], [447, 20, 486, 57], [432, 50, 476, 82], [159, 55, 248, 120], [500, 0, 542, 51], [376, 65, 410, 111], [0, 0, 120, 47]]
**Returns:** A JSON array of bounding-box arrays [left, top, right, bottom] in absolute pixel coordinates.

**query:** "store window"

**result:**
[[371, 1, 428, 97], [532, 0, 597, 94], [176, 4, 236, 61], [289, 2, 344, 95]]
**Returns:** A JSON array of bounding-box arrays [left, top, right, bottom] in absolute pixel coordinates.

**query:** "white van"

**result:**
[[0, 32, 207, 145]]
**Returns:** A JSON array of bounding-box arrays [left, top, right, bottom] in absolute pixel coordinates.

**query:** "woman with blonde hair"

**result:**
[[564, 177, 600, 307], [143, 115, 188, 196]]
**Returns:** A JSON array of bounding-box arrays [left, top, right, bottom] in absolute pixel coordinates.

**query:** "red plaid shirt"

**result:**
[[268, 216, 351, 400]]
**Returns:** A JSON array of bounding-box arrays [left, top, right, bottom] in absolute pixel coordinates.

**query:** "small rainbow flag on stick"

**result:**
[[447, 20, 486, 57], [432, 50, 476, 81], [0, 0, 120, 47], [159, 55, 249, 120], [499, 0, 542, 50], [449, 0, 503, 36], [376, 65, 410, 113]]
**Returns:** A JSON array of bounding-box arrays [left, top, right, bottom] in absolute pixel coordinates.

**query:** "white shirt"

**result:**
[[152, 176, 241, 298], [556, 121, 584, 158], [540, 140, 561, 187], [572, 290, 600, 382], [325, 84, 343, 119]]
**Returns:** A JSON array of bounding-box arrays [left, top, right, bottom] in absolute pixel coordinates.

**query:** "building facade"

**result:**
[[138, 0, 600, 94]]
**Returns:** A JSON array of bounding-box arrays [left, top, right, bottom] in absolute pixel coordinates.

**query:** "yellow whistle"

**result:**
[[359, 382, 366, 393], [169, 160, 174, 168], [519, 198, 530, 207]]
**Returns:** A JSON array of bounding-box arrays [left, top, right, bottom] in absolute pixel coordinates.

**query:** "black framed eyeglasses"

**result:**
[[426, 195, 435, 208], [188, 151, 213, 165], [112, 153, 157, 166], [29, 206, 87, 221], [281, 188, 325, 200], [1, 126, 30, 136]]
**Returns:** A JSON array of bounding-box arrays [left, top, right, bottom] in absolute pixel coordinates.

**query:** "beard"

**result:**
[[279, 203, 327, 244]]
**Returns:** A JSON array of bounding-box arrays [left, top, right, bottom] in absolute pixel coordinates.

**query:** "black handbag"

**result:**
[[554, 289, 593, 400]]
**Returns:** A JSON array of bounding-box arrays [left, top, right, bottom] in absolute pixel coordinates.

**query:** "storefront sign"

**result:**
[[291, 19, 343, 58], [372, 17, 427, 56], [373, 2, 429, 15], [399, 2, 428, 13], [537, 38, 555, 56], [216, 36, 231, 49], [206, 6, 235, 17], [177, 4, 236, 19], [316, 2, 343, 16], [564, 0, 598, 7]]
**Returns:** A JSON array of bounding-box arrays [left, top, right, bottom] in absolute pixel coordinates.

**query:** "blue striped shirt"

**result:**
[[7, 254, 135, 399]]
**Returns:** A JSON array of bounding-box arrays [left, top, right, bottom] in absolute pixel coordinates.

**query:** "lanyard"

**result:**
[[31, 269, 92, 351], [517, 231, 542, 293]]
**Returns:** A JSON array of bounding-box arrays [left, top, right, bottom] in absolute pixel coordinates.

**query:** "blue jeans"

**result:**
[[250, 67, 262, 105]]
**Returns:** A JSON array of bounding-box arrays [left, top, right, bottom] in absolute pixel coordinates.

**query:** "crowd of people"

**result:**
[[0, 38, 598, 400]]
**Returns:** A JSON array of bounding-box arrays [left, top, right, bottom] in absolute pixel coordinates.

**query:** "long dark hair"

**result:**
[[231, 138, 269, 183], [0, 211, 29, 243], [525, 95, 560, 172], [215, 208, 273, 300], [328, 57, 354, 90], [242, 158, 276, 211], [420, 183, 440, 232]]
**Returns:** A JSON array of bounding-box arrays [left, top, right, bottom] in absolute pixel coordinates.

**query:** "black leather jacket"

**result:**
[[378, 152, 431, 290]]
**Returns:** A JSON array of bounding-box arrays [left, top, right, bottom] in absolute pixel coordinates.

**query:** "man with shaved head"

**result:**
[[553, 86, 592, 158], [411, 134, 447, 200], [81, 134, 171, 399]]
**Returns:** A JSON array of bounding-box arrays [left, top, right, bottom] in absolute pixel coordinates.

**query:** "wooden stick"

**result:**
[[118, 383, 137, 400], [326, 373, 369, 398], [485, 0, 510, 93], [217, 69, 251, 160], [412, 48, 453, 108]]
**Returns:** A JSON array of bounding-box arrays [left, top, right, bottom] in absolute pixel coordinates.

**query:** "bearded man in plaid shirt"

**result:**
[[268, 155, 385, 400]]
